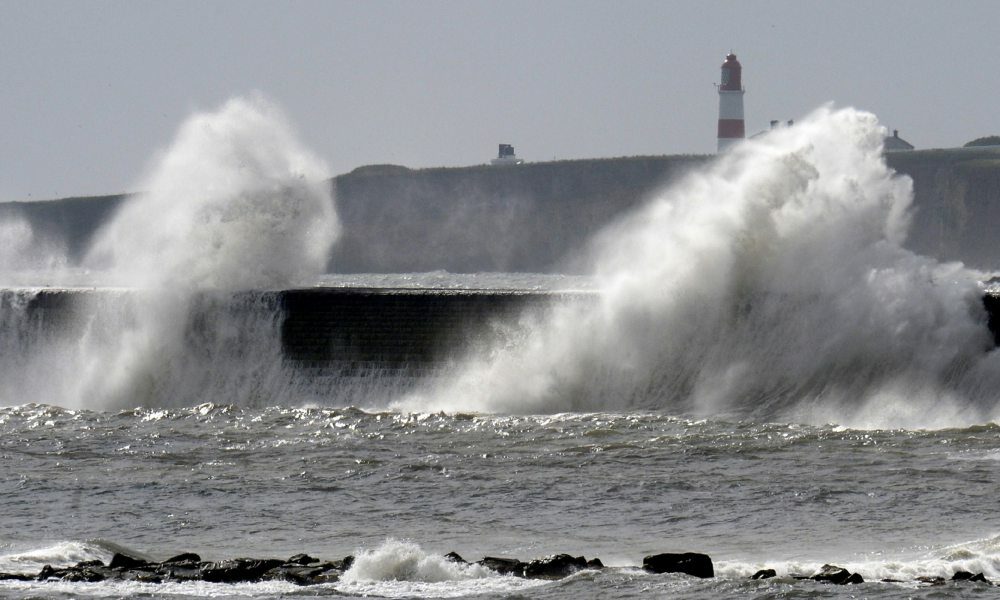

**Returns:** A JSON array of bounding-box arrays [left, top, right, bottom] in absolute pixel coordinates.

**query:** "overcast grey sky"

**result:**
[[2, 0, 997, 202]]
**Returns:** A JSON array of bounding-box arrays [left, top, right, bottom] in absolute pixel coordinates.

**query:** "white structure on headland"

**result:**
[[491, 144, 524, 165], [717, 53, 746, 152]]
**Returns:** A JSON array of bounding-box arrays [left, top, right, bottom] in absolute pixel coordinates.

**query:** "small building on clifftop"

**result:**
[[884, 129, 914, 151]]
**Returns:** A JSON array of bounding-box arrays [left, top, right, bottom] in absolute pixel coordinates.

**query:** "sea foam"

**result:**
[[341, 539, 492, 583]]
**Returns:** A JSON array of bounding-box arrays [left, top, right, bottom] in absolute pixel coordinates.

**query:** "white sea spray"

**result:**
[[399, 106, 1000, 428]]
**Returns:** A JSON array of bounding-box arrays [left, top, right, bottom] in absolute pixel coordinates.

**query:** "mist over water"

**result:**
[[400, 107, 1000, 428], [0, 96, 338, 409]]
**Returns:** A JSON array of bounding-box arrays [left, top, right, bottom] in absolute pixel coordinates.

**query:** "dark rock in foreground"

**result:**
[[751, 568, 776, 580], [15, 552, 355, 587], [523, 554, 588, 579], [15, 549, 980, 589], [952, 571, 990, 583], [477, 556, 524, 576], [811, 564, 863, 585], [164, 553, 201, 564], [1, 550, 608, 586], [201, 558, 285, 583], [642, 552, 715, 579], [108, 553, 148, 570], [476, 553, 597, 579]]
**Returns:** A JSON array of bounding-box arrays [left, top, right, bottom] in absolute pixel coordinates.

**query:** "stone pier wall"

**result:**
[[278, 288, 576, 374], [9, 288, 1000, 376], [8, 288, 580, 375]]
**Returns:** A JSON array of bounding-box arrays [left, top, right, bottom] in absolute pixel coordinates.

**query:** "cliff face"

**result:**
[[0, 194, 125, 262], [2, 148, 999, 273], [331, 157, 704, 273], [886, 149, 1000, 269]]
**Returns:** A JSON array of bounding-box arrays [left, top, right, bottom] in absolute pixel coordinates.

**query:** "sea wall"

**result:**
[[11, 288, 579, 376], [2, 147, 999, 272], [279, 287, 573, 374], [11, 288, 1000, 376]]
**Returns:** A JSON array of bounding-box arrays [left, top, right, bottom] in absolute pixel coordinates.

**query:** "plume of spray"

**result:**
[[69, 96, 338, 409], [0, 216, 78, 407], [0, 214, 68, 280], [398, 106, 1000, 428]]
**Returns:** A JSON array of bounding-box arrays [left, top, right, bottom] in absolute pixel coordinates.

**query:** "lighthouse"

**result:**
[[717, 52, 745, 152]]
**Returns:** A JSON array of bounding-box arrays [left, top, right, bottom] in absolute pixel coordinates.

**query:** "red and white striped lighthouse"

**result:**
[[717, 52, 745, 152]]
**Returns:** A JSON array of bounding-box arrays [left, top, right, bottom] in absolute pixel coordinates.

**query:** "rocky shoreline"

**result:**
[[0, 550, 993, 587]]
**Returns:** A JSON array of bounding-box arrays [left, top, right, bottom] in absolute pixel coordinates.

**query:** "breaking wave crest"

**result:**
[[0, 96, 338, 410], [399, 106, 1000, 428], [342, 540, 492, 583]]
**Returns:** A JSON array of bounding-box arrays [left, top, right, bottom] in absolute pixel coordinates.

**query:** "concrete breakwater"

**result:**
[[7, 287, 584, 377], [9, 287, 1000, 379], [278, 287, 578, 374]]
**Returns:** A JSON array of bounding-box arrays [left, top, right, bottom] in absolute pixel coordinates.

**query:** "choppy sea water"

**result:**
[[3, 403, 1000, 598]]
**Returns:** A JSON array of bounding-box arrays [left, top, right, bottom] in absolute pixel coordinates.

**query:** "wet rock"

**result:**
[[108, 553, 149, 570], [586, 558, 604, 569], [156, 560, 206, 582], [12, 552, 354, 587], [287, 553, 319, 565], [120, 569, 163, 583], [312, 559, 349, 572], [61, 568, 107, 583], [952, 571, 990, 583], [444, 551, 467, 564], [642, 552, 715, 579], [308, 565, 344, 585], [163, 553, 201, 564], [523, 554, 587, 579], [33, 564, 112, 583], [76, 560, 105, 568], [264, 565, 334, 585], [811, 564, 862, 585], [751, 569, 777, 580], [915, 575, 946, 585], [478, 556, 526, 576], [201, 558, 285, 583], [0, 572, 35, 582]]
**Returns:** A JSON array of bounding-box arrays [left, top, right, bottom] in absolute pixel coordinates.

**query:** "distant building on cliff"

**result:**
[[491, 144, 524, 165], [884, 129, 914, 151]]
